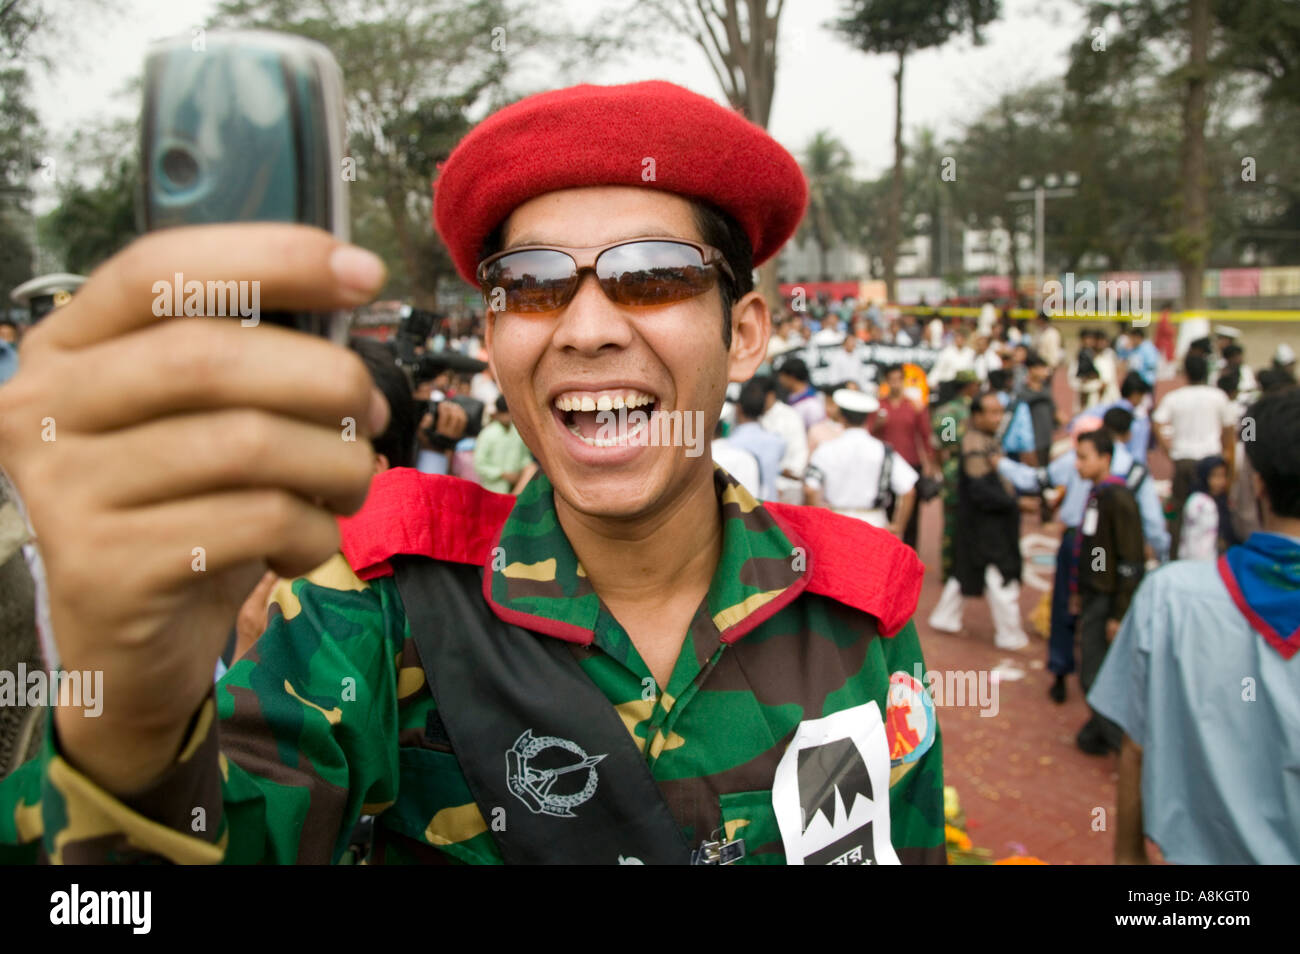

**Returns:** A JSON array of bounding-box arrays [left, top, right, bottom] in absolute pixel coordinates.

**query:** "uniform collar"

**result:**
[[482, 466, 809, 645]]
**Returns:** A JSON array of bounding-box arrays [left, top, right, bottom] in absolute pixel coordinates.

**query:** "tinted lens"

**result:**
[[596, 241, 718, 306], [481, 249, 577, 313]]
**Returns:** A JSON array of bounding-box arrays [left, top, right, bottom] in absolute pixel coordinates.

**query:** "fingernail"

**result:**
[[330, 245, 386, 295], [368, 387, 390, 435]]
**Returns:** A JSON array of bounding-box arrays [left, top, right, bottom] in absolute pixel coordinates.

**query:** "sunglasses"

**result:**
[[476, 237, 735, 314]]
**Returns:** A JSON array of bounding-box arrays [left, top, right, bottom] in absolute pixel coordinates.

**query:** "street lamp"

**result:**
[[1005, 172, 1079, 309]]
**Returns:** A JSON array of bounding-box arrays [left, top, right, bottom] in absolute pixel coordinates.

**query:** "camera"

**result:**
[[423, 395, 485, 452]]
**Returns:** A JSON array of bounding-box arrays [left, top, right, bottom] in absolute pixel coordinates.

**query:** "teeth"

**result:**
[[553, 390, 656, 412], [566, 417, 649, 448]]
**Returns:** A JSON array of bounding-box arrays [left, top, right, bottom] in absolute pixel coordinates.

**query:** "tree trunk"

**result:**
[[1177, 0, 1210, 310], [382, 185, 434, 309], [884, 49, 905, 303], [1007, 220, 1020, 303]]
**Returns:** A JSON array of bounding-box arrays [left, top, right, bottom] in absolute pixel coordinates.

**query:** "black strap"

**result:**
[[391, 556, 692, 865], [875, 445, 895, 510], [1125, 461, 1148, 492]]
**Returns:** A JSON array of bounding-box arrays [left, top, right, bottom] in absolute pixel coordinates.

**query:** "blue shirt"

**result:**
[[728, 421, 786, 501], [1088, 554, 1300, 863], [0, 341, 17, 386], [1082, 398, 1152, 466], [1000, 443, 1169, 560], [1128, 340, 1159, 387]]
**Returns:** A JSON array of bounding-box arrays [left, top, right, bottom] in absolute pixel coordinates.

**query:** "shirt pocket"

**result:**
[[717, 790, 785, 865], [380, 746, 499, 865]]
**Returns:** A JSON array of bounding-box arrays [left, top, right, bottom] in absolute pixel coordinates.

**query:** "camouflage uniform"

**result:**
[[932, 398, 971, 580], [0, 467, 944, 864]]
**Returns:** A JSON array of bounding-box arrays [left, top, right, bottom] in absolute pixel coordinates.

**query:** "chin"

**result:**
[[545, 451, 682, 521]]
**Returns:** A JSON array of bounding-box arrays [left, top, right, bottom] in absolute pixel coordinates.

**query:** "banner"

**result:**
[[780, 341, 940, 389]]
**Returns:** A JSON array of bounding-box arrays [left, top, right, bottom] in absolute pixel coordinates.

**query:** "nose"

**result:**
[[550, 271, 635, 355]]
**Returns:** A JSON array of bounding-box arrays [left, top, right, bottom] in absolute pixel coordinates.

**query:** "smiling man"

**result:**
[[0, 81, 943, 866]]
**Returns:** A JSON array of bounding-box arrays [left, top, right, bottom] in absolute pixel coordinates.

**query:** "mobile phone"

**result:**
[[139, 29, 352, 342]]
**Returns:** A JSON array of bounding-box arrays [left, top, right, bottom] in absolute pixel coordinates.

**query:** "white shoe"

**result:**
[[928, 617, 962, 634], [994, 631, 1030, 651]]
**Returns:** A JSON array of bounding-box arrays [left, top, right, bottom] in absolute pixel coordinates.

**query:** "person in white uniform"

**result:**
[[803, 390, 917, 534]]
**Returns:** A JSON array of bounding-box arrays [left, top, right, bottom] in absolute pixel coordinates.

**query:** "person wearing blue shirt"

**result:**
[[0, 336, 17, 387], [998, 407, 1169, 703], [1076, 372, 1153, 466], [728, 378, 786, 501], [1089, 387, 1300, 863], [1125, 327, 1160, 388]]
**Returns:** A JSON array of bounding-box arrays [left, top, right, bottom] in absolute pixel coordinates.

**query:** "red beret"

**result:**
[[433, 81, 809, 286]]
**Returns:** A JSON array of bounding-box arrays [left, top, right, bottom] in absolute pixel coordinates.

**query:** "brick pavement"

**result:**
[[908, 366, 1178, 864]]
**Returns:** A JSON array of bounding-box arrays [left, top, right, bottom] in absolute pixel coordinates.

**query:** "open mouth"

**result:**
[[553, 389, 659, 448]]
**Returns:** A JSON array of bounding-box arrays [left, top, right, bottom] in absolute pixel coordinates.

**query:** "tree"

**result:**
[[643, 0, 789, 306], [1070, 0, 1245, 308], [214, 0, 621, 306], [798, 131, 856, 280], [1215, 0, 1300, 107], [832, 0, 1000, 302], [0, 0, 45, 304]]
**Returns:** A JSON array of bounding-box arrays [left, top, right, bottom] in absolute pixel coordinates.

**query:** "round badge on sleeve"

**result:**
[[886, 670, 936, 769]]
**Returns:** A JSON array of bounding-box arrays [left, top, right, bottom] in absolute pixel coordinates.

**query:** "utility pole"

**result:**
[[1005, 172, 1079, 308]]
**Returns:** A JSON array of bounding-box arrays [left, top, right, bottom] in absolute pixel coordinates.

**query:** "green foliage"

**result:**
[[210, 0, 623, 305], [832, 0, 1001, 55], [799, 131, 858, 280]]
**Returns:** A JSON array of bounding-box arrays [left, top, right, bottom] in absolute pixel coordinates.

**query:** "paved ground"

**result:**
[[911, 368, 1173, 864]]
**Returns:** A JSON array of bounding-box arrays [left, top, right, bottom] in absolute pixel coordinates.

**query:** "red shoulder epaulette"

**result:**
[[337, 468, 514, 581], [337, 470, 924, 638], [765, 502, 924, 638]]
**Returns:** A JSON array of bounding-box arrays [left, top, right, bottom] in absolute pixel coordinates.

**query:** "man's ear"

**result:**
[[373, 452, 391, 475], [726, 290, 771, 383]]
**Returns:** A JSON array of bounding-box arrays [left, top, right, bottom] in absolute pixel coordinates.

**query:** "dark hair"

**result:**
[[350, 337, 419, 469], [737, 378, 767, 421], [884, 363, 904, 378], [1077, 428, 1114, 458], [1120, 370, 1150, 398], [1189, 337, 1212, 355], [1223, 343, 1243, 361], [1101, 407, 1133, 436], [692, 199, 754, 349], [1130, 327, 1145, 339], [495, 394, 509, 414], [0, 319, 16, 331], [1218, 370, 1240, 394], [477, 198, 753, 351], [988, 368, 1011, 391], [1259, 367, 1296, 393], [840, 408, 870, 428], [1025, 351, 1047, 369], [778, 356, 811, 384], [1184, 353, 1209, 384], [1244, 388, 1300, 518], [971, 389, 1001, 416]]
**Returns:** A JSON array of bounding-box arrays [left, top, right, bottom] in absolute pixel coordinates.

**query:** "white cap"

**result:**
[[1275, 342, 1296, 366], [812, 328, 845, 346], [832, 388, 879, 415], [9, 272, 86, 307], [1213, 324, 1241, 339]]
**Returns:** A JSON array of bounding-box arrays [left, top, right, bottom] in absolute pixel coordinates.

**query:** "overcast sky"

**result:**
[[28, 0, 1085, 191]]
